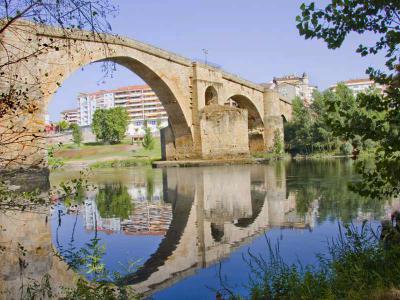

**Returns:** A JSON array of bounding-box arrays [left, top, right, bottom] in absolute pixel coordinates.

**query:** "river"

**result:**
[[1, 160, 396, 299]]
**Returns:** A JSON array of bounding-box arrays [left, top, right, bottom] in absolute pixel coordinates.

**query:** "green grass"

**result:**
[[131, 139, 161, 159], [52, 138, 161, 164]]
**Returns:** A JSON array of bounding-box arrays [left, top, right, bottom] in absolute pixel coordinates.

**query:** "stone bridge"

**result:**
[[0, 21, 292, 170]]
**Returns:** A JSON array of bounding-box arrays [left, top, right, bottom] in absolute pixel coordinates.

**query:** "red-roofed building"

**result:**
[[330, 78, 385, 95]]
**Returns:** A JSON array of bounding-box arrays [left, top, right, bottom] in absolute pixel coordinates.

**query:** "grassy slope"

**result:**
[[53, 138, 161, 166]]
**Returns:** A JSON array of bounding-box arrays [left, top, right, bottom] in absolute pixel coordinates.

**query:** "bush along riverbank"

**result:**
[[223, 220, 400, 300]]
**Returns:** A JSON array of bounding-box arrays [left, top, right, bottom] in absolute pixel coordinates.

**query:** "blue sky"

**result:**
[[49, 0, 385, 121]]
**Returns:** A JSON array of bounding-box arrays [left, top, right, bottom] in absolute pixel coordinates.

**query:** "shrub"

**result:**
[[363, 139, 376, 150], [70, 124, 82, 146], [351, 135, 363, 150], [272, 129, 284, 155], [142, 126, 155, 150], [340, 142, 353, 155]]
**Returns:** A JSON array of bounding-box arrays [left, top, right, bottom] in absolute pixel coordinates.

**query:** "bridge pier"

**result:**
[[263, 89, 284, 150]]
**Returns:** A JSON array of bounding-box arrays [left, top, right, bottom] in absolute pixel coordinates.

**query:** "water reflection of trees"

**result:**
[[96, 184, 133, 219], [286, 160, 386, 222]]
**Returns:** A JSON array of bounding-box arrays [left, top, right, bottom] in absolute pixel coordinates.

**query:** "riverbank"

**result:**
[[53, 139, 161, 169], [52, 141, 376, 170]]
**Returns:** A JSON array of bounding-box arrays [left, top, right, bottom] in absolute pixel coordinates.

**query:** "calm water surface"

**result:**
[[1, 160, 396, 299]]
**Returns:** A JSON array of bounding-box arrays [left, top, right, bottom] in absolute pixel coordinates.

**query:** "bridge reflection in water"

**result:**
[[0, 164, 319, 298], [121, 165, 316, 294]]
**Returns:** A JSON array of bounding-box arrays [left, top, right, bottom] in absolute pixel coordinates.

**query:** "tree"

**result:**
[[0, 1, 117, 169], [310, 90, 340, 152], [71, 124, 82, 146], [92, 107, 129, 144], [142, 121, 155, 150], [272, 129, 284, 155], [284, 97, 314, 154], [296, 1, 400, 81], [297, 1, 400, 197], [58, 120, 69, 132]]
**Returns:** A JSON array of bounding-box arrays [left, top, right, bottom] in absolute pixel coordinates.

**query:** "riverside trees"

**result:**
[[296, 1, 400, 196], [92, 107, 129, 144], [284, 84, 371, 156]]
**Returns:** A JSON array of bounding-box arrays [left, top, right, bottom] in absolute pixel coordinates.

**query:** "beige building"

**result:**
[[60, 108, 79, 125], [262, 73, 317, 105], [330, 78, 385, 95]]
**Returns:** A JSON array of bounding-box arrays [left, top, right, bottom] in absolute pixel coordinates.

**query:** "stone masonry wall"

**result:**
[[200, 105, 249, 159]]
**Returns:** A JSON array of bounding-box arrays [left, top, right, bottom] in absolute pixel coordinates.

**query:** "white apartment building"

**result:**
[[78, 90, 115, 126], [60, 108, 79, 125], [330, 78, 385, 95], [77, 85, 168, 136], [78, 95, 97, 126]]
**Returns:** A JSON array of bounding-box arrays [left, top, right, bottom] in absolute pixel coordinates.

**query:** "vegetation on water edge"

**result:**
[[89, 158, 155, 168], [252, 152, 291, 161], [217, 222, 400, 300]]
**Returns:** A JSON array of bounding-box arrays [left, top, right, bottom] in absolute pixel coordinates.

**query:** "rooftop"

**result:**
[[329, 78, 377, 89], [61, 108, 79, 113], [340, 78, 374, 85], [80, 84, 151, 97], [274, 72, 308, 82]]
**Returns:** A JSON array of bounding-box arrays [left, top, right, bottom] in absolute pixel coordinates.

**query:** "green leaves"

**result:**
[[142, 124, 155, 150], [296, 1, 400, 76], [71, 123, 82, 146], [92, 107, 129, 144]]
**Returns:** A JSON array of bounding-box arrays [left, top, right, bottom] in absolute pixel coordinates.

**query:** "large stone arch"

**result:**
[[45, 55, 192, 143], [0, 21, 199, 169], [39, 38, 195, 150]]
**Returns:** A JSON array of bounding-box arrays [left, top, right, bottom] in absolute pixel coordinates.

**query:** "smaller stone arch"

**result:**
[[225, 94, 265, 153], [205, 86, 218, 105]]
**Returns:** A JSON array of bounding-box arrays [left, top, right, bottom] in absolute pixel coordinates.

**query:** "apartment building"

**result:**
[[77, 85, 168, 135], [111, 85, 168, 135], [60, 108, 79, 125], [78, 90, 115, 126], [330, 78, 385, 95]]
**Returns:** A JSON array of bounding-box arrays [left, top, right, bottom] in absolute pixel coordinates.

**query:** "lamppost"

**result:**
[[202, 48, 208, 65]]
